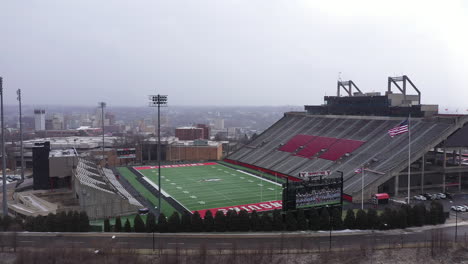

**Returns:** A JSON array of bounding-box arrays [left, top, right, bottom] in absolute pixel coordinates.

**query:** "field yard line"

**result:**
[[234, 170, 282, 186], [142, 177, 193, 213], [142, 177, 171, 197]]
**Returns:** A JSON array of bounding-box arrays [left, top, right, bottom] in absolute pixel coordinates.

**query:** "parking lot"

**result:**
[[344, 191, 468, 221]]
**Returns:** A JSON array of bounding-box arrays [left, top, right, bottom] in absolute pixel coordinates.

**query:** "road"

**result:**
[[2, 223, 468, 252]]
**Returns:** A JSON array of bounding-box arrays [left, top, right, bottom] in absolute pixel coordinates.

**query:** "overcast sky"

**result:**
[[1, 0, 467, 110]]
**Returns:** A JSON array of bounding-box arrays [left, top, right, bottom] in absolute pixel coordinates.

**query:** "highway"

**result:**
[[2, 223, 468, 253]]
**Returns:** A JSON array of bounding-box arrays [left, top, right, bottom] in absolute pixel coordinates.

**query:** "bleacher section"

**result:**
[[74, 158, 142, 219], [296, 137, 338, 158], [279, 134, 316, 152], [226, 112, 467, 200], [319, 139, 365, 161]]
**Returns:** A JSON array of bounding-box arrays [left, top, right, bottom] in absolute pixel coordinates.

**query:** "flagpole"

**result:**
[[361, 166, 364, 210], [407, 113, 411, 205]]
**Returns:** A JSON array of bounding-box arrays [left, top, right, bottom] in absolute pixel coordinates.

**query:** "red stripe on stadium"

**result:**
[[134, 162, 218, 170], [195, 200, 283, 218]]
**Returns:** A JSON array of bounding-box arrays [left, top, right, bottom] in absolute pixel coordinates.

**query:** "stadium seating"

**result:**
[[226, 112, 457, 197], [279, 134, 316, 152], [75, 158, 142, 206]]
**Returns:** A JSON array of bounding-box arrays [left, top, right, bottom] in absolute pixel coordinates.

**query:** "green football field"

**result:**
[[133, 162, 283, 212]]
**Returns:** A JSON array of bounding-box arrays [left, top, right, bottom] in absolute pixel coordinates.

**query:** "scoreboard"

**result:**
[[282, 175, 343, 211], [116, 148, 136, 159]]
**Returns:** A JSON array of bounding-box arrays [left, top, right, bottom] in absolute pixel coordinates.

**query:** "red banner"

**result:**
[[195, 200, 282, 218], [135, 162, 218, 170]]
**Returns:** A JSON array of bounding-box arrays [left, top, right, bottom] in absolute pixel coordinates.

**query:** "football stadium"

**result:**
[[116, 162, 284, 217], [109, 76, 468, 217]]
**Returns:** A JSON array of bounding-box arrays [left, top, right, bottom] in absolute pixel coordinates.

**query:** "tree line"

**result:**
[[104, 201, 446, 233], [23, 211, 91, 232]]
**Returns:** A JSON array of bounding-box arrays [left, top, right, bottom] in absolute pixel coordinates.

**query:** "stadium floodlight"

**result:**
[[148, 94, 168, 218], [0, 77, 6, 216], [98, 102, 106, 165], [17, 89, 25, 184]]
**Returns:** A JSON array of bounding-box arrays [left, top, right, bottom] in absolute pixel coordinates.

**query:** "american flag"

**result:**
[[388, 119, 409, 137]]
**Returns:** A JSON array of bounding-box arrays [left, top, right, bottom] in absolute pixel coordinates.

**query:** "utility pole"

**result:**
[[16, 89, 24, 183], [0, 77, 7, 216]]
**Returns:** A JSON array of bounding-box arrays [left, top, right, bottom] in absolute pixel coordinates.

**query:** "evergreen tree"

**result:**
[[272, 209, 283, 231], [134, 214, 146, 232], [296, 209, 307, 230], [429, 201, 439, 225], [168, 212, 181, 233], [114, 217, 122, 232], [33, 216, 47, 232], [397, 207, 408, 229], [405, 205, 415, 227], [355, 209, 368, 230], [437, 202, 446, 224], [285, 211, 298, 231], [158, 213, 168, 233], [24, 216, 35, 232], [78, 211, 90, 232], [238, 210, 250, 232], [2, 215, 12, 231], [214, 211, 226, 232], [65, 211, 74, 232], [250, 211, 261, 231], [104, 219, 111, 232], [203, 211, 215, 232], [379, 208, 394, 229], [260, 213, 273, 231], [331, 208, 344, 230], [367, 208, 379, 230], [413, 204, 426, 227], [308, 208, 320, 231], [343, 209, 356, 229], [45, 213, 56, 232], [145, 213, 156, 232], [181, 212, 192, 232], [124, 219, 132, 232], [319, 208, 330, 230], [225, 210, 237, 231], [56, 212, 67, 232], [72, 211, 80, 232], [191, 211, 203, 232]]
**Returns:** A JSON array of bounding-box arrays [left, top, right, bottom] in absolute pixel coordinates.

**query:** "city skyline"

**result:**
[[1, 0, 467, 108]]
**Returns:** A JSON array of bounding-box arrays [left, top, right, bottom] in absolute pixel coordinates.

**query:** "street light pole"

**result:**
[[148, 94, 167, 218], [0, 77, 7, 216], [455, 210, 458, 243]]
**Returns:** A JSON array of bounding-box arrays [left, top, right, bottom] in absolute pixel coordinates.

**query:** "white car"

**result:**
[[451, 206, 465, 212], [436, 193, 446, 199], [414, 195, 427, 201]]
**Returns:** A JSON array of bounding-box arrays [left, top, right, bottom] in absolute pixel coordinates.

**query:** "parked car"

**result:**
[[414, 195, 427, 201], [423, 193, 433, 199], [436, 193, 446, 199], [455, 206, 467, 212]]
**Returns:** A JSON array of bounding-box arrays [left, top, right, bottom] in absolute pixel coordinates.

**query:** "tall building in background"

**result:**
[[175, 127, 203, 140], [214, 118, 224, 130], [34, 109, 46, 131], [196, 124, 210, 139]]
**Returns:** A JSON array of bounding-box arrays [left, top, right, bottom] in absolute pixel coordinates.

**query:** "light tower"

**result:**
[[98, 102, 106, 166], [148, 94, 167, 217], [17, 89, 25, 183], [0, 77, 7, 216]]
